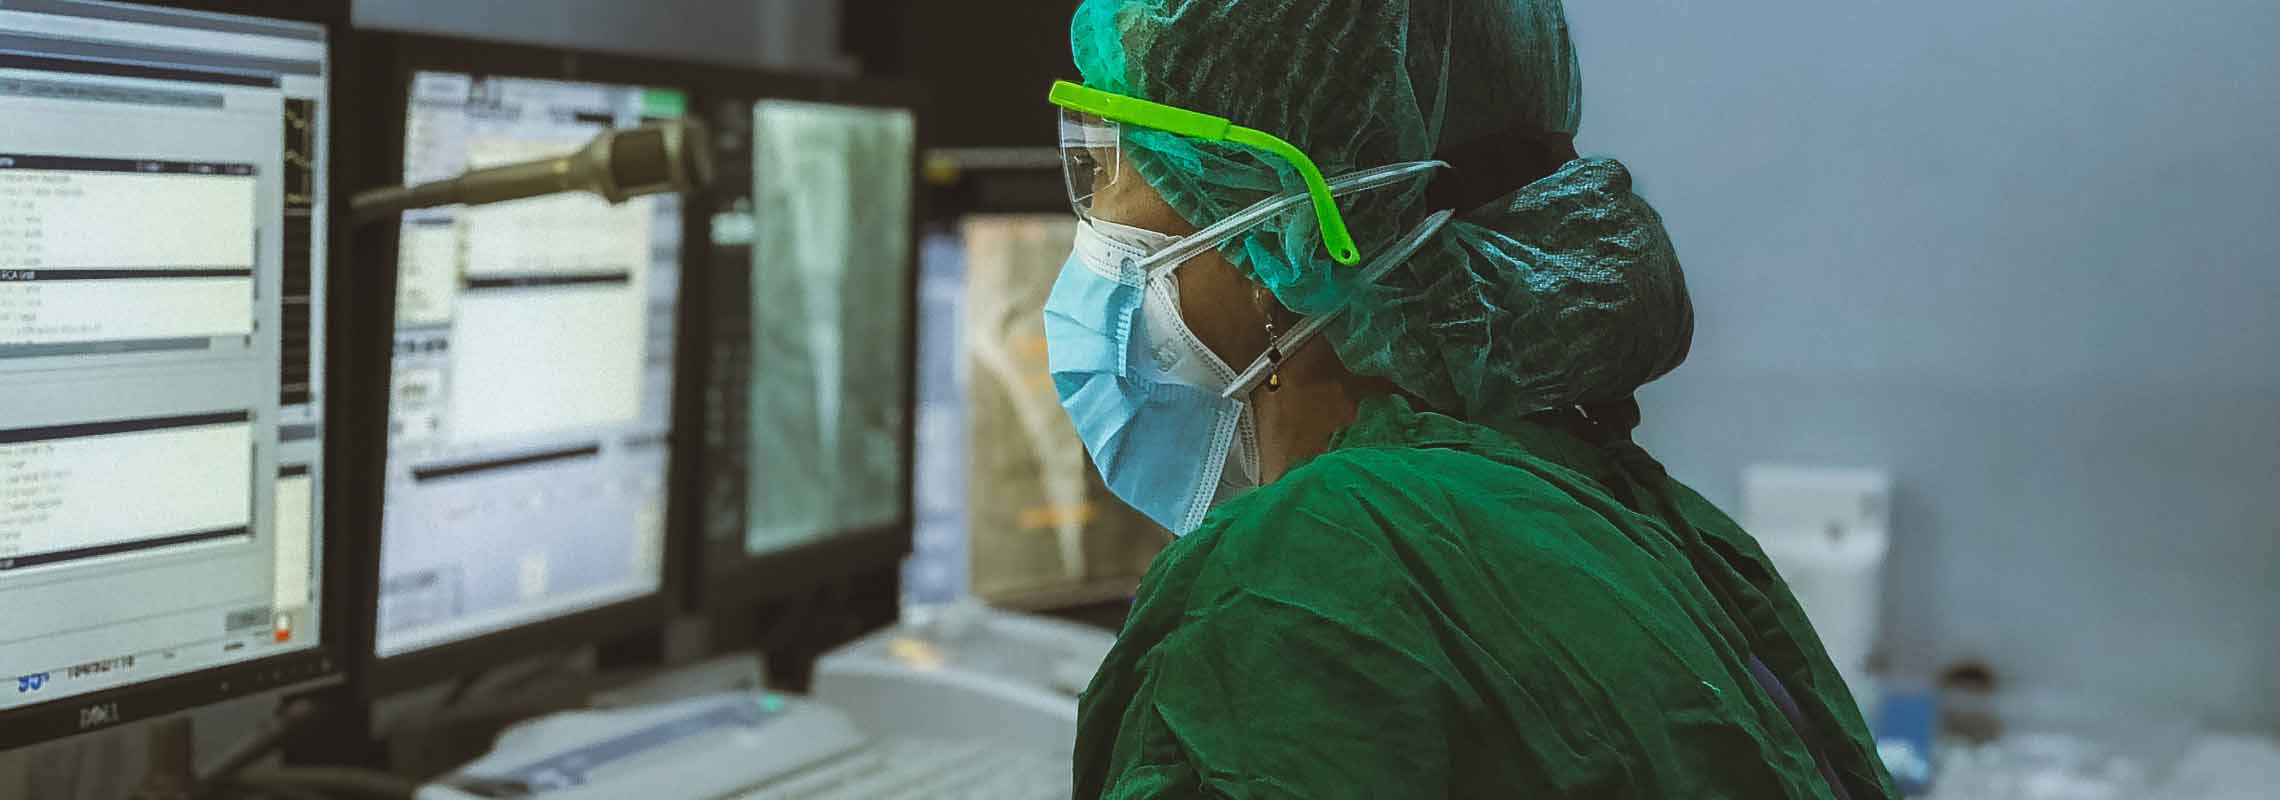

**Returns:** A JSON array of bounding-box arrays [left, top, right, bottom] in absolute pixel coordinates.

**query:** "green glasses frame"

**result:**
[[1049, 80, 1361, 266]]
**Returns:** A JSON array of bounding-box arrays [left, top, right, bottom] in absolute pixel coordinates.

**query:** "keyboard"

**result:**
[[730, 738, 1070, 800]]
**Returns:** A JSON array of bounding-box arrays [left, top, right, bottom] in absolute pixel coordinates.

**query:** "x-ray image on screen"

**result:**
[[744, 101, 916, 555]]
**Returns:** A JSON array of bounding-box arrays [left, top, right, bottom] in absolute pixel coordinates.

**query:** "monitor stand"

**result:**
[[126, 718, 196, 800]]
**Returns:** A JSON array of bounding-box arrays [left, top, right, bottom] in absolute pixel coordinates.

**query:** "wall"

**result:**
[[1562, 1, 2280, 727]]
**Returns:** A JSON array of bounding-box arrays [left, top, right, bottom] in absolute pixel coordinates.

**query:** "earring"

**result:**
[[1263, 320, 1283, 393], [1257, 287, 1285, 393]]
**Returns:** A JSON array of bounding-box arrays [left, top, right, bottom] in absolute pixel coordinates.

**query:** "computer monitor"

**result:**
[[687, 78, 924, 612], [351, 34, 698, 692], [0, 0, 346, 749]]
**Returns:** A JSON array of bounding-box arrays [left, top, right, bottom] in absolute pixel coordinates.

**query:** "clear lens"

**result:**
[[1059, 109, 1121, 218]]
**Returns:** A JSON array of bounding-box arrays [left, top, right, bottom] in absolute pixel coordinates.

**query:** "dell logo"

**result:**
[[77, 702, 121, 730]]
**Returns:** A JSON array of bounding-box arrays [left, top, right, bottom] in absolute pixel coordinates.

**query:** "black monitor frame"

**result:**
[[339, 31, 720, 696], [680, 71, 929, 614], [0, 0, 353, 751]]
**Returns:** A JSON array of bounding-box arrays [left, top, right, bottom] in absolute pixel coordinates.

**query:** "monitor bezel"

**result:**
[[0, 0, 353, 752], [342, 31, 715, 697], [680, 71, 930, 614]]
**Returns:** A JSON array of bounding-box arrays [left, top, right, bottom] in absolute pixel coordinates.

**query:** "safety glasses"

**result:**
[[1048, 80, 1361, 266]]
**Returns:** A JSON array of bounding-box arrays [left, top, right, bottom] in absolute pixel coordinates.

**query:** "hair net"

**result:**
[[1071, 0, 1693, 424]]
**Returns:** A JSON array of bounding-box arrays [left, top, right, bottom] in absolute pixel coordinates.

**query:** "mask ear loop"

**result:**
[[1224, 210, 1457, 399]]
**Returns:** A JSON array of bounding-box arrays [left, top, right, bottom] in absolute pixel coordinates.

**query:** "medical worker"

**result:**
[[1043, 0, 1897, 797]]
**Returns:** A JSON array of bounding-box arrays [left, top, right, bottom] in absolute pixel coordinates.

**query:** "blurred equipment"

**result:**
[[904, 231, 972, 607], [420, 691, 1070, 800], [0, 0, 346, 753], [814, 604, 1116, 753], [355, 34, 697, 694], [417, 606, 1103, 799], [351, 118, 712, 222], [1872, 687, 1940, 795], [1885, 681, 2205, 800], [957, 216, 1168, 608], [1744, 464, 1892, 712], [2162, 733, 2280, 800]]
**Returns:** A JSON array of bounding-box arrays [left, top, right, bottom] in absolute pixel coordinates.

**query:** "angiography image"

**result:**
[[745, 100, 917, 554]]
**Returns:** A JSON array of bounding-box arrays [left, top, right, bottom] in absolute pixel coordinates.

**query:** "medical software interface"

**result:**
[[738, 100, 916, 559], [0, 0, 329, 709], [376, 73, 685, 658]]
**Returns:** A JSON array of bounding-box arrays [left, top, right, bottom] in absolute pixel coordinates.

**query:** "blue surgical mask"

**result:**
[[1043, 162, 1453, 535]]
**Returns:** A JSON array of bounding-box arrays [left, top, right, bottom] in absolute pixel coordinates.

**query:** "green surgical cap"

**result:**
[[1072, 0, 1693, 424]]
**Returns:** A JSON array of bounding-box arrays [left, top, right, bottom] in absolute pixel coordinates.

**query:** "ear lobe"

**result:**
[[1251, 283, 1300, 331], [1250, 284, 1277, 316]]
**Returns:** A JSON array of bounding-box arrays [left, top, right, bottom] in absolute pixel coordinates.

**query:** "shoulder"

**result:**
[[1167, 443, 1617, 595], [1203, 441, 1619, 546], [1190, 446, 1448, 551], [1647, 470, 1780, 574]]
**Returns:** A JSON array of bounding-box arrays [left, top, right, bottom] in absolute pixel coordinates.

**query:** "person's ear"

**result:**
[[1250, 283, 1299, 331]]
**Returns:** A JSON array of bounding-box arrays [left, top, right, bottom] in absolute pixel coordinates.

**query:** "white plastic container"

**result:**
[[1743, 464, 1892, 713]]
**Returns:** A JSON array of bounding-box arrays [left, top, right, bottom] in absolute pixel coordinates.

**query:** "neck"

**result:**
[[1248, 341, 1404, 482]]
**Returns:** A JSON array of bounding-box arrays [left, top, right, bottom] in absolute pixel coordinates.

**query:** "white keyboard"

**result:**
[[730, 739, 1070, 800]]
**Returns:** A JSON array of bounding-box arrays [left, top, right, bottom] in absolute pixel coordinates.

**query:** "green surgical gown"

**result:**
[[1074, 396, 1898, 799]]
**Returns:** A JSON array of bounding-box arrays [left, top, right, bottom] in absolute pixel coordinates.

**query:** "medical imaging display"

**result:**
[[742, 101, 916, 556]]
